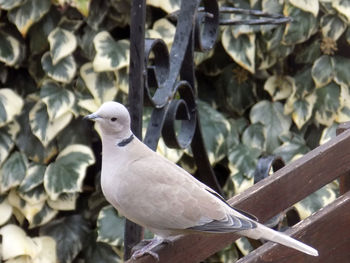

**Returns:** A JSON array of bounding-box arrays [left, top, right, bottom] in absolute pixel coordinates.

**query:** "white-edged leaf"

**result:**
[[264, 75, 294, 101], [228, 145, 261, 179], [48, 27, 77, 65], [29, 101, 73, 147], [230, 172, 254, 194], [30, 203, 58, 228], [0, 224, 38, 260], [0, 121, 20, 166], [336, 85, 350, 122], [311, 55, 334, 88], [291, 93, 317, 129], [332, 0, 350, 23], [70, 0, 91, 17], [273, 132, 309, 163], [41, 52, 77, 83], [0, 31, 23, 66], [8, 189, 45, 224], [115, 66, 129, 94], [0, 151, 27, 192], [31, 236, 57, 263], [80, 63, 117, 106], [0, 88, 24, 127], [152, 18, 176, 46], [0, 0, 25, 10], [242, 123, 265, 151], [250, 100, 292, 153], [40, 80, 75, 120], [289, 0, 319, 17], [320, 14, 346, 40], [78, 99, 100, 113], [222, 27, 255, 73], [18, 184, 47, 205], [147, 0, 180, 13], [44, 144, 95, 200], [97, 205, 125, 246], [83, 241, 120, 263], [93, 31, 130, 72], [319, 123, 338, 145], [8, 0, 51, 37], [47, 193, 78, 211], [0, 198, 12, 226], [235, 237, 254, 256], [334, 56, 350, 87]]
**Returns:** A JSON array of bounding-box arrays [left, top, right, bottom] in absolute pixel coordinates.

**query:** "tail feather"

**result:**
[[238, 223, 318, 256]]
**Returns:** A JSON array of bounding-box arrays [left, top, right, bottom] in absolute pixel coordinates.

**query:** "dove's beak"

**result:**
[[84, 113, 101, 121]]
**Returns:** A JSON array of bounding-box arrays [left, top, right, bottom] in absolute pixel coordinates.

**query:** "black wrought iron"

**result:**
[[127, 0, 290, 259]]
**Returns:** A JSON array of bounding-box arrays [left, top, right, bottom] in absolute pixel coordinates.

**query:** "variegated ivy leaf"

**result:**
[[230, 172, 254, 194], [41, 52, 77, 83], [198, 100, 231, 165], [312, 55, 334, 88], [242, 123, 265, 151], [0, 151, 27, 192], [264, 75, 294, 101], [0, 197, 12, 226], [18, 184, 47, 205], [334, 56, 350, 87], [8, 189, 45, 225], [315, 82, 341, 126], [250, 100, 292, 153], [147, 0, 181, 13], [30, 202, 58, 228], [97, 205, 125, 246], [321, 14, 346, 41], [93, 31, 130, 72], [228, 144, 261, 179], [0, 0, 25, 10], [290, 93, 317, 130], [0, 224, 38, 260], [235, 237, 254, 256], [8, 0, 51, 37], [152, 18, 176, 47], [319, 123, 338, 145], [47, 193, 78, 211], [80, 63, 117, 106], [289, 0, 319, 17], [273, 132, 309, 163], [40, 215, 90, 263], [295, 40, 321, 64], [222, 27, 255, 73], [0, 121, 20, 166], [336, 85, 350, 123], [0, 88, 24, 127], [31, 236, 58, 262], [115, 67, 129, 94], [332, 0, 350, 23], [294, 184, 336, 219], [282, 3, 318, 45], [48, 27, 77, 65], [40, 80, 75, 120], [44, 144, 95, 200], [29, 101, 73, 147], [70, 0, 91, 17], [83, 240, 120, 263], [0, 31, 23, 66]]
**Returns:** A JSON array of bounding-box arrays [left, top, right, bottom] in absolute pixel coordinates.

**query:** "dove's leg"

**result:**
[[131, 237, 172, 260]]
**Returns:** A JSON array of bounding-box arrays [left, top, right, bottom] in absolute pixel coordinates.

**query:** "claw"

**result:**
[[131, 237, 172, 261]]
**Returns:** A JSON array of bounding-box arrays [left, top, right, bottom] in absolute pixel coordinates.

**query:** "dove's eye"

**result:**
[[110, 117, 117, 122]]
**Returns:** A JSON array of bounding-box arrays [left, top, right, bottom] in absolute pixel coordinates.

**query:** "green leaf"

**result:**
[[152, 18, 176, 47], [333, 56, 350, 87], [0, 151, 27, 192], [0, 0, 25, 10], [228, 144, 261, 179], [315, 82, 341, 126], [93, 31, 130, 72], [0, 122, 20, 166], [0, 31, 23, 66], [198, 100, 231, 164], [0, 88, 24, 127], [18, 164, 46, 194], [40, 80, 75, 120], [222, 27, 255, 73], [250, 101, 292, 153], [8, 0, 51, 37], [41, 52, 77, 83], [320, 14, 346, 40], [291, 93, 317, 129], [217, 65, 255, 115], [319, 123, 338, 145], [29, 101, 73, 147], [242, 123, 265, 151], [230, 171, 254, 194], [83, 241, 120, 263], [97, 205, 125, 246], [30, 202, 58, 228], [336, 85, 350, 123], [289, 0, 319, 17], [40, 215, 90, 263], [311, 55, 334, 88], [295, 40, 321, 64], [332, 0, 350, 23], [44, 144, 95, 200], [80, 63, 117, 106], [273, 133, 309, 163], [48, 27, 78, 65], [0, 197, 12, 226], [264, 75, 294, 101], [282, 3, 318, 45]]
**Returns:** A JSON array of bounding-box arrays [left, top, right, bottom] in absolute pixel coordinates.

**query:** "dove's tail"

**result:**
[[238, 222, 318, 256]]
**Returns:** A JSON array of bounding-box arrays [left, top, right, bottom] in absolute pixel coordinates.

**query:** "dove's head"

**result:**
[[84, 101, 132, 138]]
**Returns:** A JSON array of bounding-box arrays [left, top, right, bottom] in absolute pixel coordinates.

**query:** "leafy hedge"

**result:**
[[0, 0, 347, 262]]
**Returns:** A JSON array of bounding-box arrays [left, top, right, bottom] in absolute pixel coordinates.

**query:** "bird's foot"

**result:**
[[131, 238, 172, 261]]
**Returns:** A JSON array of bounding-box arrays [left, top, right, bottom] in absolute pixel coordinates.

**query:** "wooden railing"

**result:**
[[125, 123, 350, 262]]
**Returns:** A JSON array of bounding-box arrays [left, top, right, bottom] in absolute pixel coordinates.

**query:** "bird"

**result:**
[[85, 101, 318, 260]]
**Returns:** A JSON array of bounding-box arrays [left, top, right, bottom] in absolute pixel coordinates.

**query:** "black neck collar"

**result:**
[[117, 134, 134, 147]]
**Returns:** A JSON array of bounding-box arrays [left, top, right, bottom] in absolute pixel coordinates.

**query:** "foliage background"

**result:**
[[0, 0, 348, 262]]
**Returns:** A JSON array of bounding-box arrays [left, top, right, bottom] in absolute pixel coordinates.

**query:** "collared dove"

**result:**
[[85, 101, 318, 260]]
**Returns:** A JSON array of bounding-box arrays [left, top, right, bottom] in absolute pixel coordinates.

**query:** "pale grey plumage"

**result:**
[[85, 101, 318, 259]]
